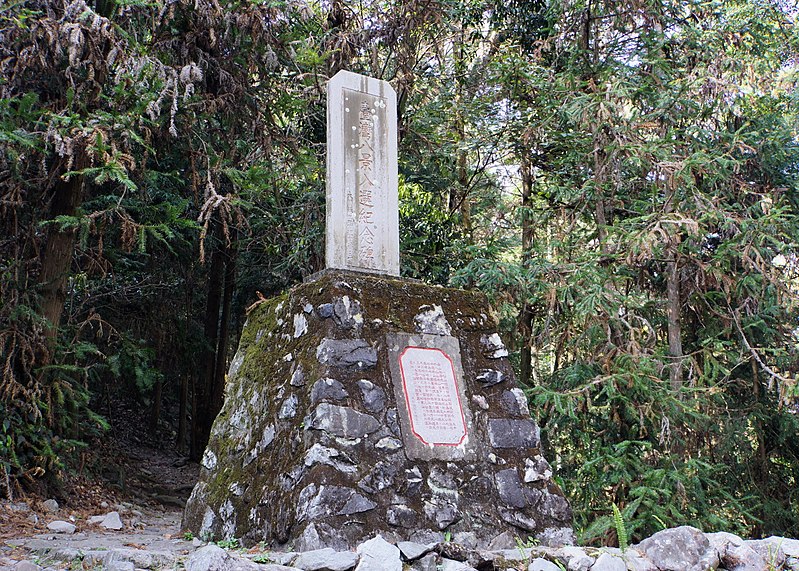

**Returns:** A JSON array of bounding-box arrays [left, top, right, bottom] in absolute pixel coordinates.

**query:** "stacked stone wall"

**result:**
[[183, 271, 572, 549]]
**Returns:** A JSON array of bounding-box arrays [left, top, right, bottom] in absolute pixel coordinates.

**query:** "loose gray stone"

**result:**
[[528, 559, 561, 571], [486, 531, 517, 550], [440, 559, 477, 571], [307, 404, 380, 438], [590, 552, 626, 571], [186, 545, 231, 571], [293, 548, 359, 571], [706, 532, 770, 571], [100, 511, 124, 530], [263, 552, 299, 566], [475, 369, 504, 386], [635, 526, 719, 571], [397, 541, 434, 561], [560, 546, 595, 571], [411, 552, 438, 571], [41, 499, 59, 513], [46, 520, 75, 534], [317, 303, 334, 318], [316, 338, 377, 370], [536, 526, 576, 548], [488, 418, 540, 448], [8, 502, 30, 512], [453, 532, 478, 550], [355, 536, 401, 571], [106, 562, 134, 571], [311, 378, 349, 404], [760, 537, 799, 558], [14, 562, 41, 571], [357, 380, 386, 413]]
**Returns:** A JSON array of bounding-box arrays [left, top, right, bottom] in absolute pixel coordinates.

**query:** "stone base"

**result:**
[[182, 271, 572, 548]]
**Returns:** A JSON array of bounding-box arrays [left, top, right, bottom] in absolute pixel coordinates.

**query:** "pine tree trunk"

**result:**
[[519, 154, 535, 386], [38, 168, 85, 352], [210, 243, 236, 418], [191, 231, 224, 460]]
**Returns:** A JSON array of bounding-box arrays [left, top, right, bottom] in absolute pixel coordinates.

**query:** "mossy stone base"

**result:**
[[182, 271, 572, 549]]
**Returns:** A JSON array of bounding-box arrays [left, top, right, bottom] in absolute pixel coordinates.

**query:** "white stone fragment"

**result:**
[[510, 387, 530, 415], [201, 449, 217, 471], [414, 304, 452, 336], [375, 437, 402, 450], [293, 313, 308, 338], [472, 394, 489, 410], [481, 333, 509, 358]]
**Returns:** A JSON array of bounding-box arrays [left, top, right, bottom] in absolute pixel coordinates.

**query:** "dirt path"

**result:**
[[0, 436, 202, 570]]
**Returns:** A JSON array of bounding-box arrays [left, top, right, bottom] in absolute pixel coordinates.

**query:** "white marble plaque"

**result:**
[[326, 70, 399, 276], [398, 346, 467, 446]]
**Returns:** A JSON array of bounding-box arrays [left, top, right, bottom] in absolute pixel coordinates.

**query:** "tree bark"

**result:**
[[191, 228, 224, 461], [38, 167, 86, 352], [210, 242, 236, 419], [519, 154, 535, 386], [666, 244, 683, 392]]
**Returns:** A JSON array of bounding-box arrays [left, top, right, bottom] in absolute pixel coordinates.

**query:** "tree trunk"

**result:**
[[210, 242, 237, 418], [519, 154, 535, 386], [177, 373, 189, 454], [666, 244, 683, 392], [191, 229, 224, 461], [38, 169, 85, 351]]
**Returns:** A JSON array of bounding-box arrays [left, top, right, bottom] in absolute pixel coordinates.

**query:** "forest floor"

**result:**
[[0, 405, 202, 568]]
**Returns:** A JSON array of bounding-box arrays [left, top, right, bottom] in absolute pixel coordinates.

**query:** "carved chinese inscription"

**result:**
[[398, 346, 468, 446], [326, 71, 399, 276]]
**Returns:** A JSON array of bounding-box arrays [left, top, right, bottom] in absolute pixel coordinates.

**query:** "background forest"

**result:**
[[2, 0, 798, 546]]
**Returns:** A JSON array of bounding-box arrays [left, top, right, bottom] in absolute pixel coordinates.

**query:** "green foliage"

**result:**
[[612, 503, 628, 552], [215, 537, 240, 550], [0, 0, 797, 547]]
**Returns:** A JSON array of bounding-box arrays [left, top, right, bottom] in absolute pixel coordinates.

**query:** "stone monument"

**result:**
[[182, 71, 572, 550], [326, 70, 399, 276]]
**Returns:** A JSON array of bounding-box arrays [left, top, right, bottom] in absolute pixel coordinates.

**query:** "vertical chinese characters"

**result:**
[[342, 89, 385, 270]]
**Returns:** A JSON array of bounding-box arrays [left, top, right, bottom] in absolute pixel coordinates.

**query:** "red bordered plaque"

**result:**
[[398, 346, 467, 446]]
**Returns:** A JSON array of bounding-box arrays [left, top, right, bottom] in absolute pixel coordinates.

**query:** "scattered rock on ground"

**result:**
[[100, 511, 125, 530], [45, 520, 75, 534]]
